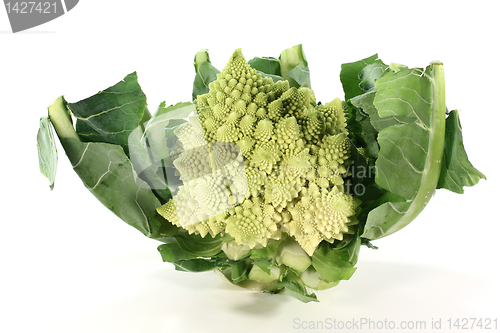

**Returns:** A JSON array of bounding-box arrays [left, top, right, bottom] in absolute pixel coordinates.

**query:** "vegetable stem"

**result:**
[[48, 96, 80, 142], [279, 44, 305, 83]]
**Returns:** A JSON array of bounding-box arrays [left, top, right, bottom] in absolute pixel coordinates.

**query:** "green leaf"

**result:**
[[126, 102, 195, 203], [360, 63, 447, 239], [279, 44, 311, 88], [341, 55, 387, 150], [377, 123, 432, 200], [340, 54, 384, 101], [157, 237, 199, 262], [437, 110, 486, 193], [276, 271, 318, 303], [173, 258, 219, 272], [227, 259, 249, 283], [213, 256, 252, 284], [67, 72, 149, 154], [252, 258, 273, 274], [127, 122, 172, 204], [255, 70, 283, 83], [48, 96, 165, 238], [157, 233, 223, 274], [311, 236, 360, 283], [37, 116, 58, 190], [348, 141, 399, 232], [143, 102, 195, 161], [248, 56, 281, 76], [249, 239, 281, 259], [358, 62, 389, 92], [154, 219, 185, 241], [351, 104, 380, 160], [173, 234, 223, 257], [353, 91, 417, 133], [287, 63, 311, 88], [61, 138, 164, 237], [249, 247, 275, 259], [150, 101, 195, 122], [344, 101, 365, 148], [350, 88, 416, 162], [192, 61, 220, 100], [194, 49, 211, 73], [362, 200, 412, 239], [374, 66, 443, 198]]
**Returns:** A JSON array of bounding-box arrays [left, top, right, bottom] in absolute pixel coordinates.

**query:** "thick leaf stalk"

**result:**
[[378, 63, 446, 238], [396, 63, 446, 230]]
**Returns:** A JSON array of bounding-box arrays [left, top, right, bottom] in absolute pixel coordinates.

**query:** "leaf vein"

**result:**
[[73, 143, 90, 168], [75, 100, 140, 120]]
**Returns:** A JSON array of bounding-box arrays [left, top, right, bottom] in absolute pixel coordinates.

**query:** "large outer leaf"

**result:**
[[68, 72, 148, 154], [37, 116, 58, 190], [362, 64, 446, 239], [48, 96, 165, 238], [60, 138, 164, 237], [340, 54, 383, 101], [437, 110, 486, 193], [374, 67, 437, 199]]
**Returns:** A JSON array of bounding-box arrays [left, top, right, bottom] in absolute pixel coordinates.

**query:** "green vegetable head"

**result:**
[[156, 48, 359, 257], [38, 45, 485, 303]]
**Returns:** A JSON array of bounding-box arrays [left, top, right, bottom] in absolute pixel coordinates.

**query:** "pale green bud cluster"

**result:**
[[157, 49, 359, 255]]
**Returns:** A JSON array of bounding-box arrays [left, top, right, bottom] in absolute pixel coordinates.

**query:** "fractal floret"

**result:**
[[157, 49, 359, 257], [39, 45, 485, 302]]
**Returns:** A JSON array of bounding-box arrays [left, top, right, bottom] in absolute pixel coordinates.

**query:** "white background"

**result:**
[[1, 1, 497, 332]]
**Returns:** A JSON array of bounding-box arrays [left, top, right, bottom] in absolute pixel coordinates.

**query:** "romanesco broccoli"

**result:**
[[157, 49, 359, 256], [39, 44, 485, 302]]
